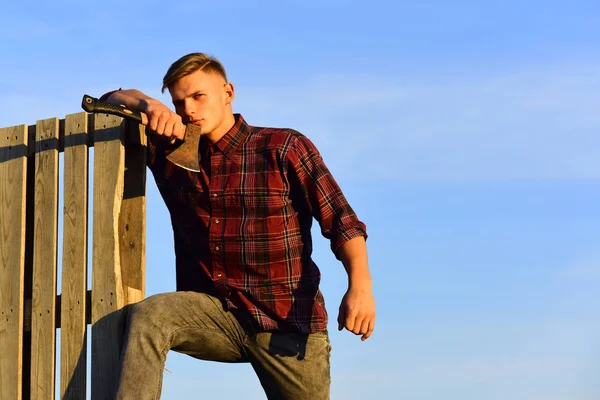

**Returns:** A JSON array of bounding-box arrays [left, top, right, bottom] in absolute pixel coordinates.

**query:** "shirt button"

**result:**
[[212, 193, 218, 198], [215, 246, 220, 251], [217, 273, 223, 278], [214, 219, 220, 224]]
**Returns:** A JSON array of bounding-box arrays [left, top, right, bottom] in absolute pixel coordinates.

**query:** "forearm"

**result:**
[[337, 236, 372, 289], [104, 89, 156, 113], [336, 235, 376, 339]]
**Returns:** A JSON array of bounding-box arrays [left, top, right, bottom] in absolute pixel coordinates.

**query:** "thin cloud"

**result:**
[[236, 63, 600, 181], [331, 317, 600, 399], [557, 253, 600, 281], [4, 63, 598, 181]]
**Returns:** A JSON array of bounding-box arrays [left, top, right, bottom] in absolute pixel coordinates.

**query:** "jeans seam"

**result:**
[[205, 295, 249, 357], [152, 325, 224, 400], [158, 325, 225, 356]]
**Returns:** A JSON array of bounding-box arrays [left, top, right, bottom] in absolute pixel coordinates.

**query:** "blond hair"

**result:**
[[162, 53, 228, 93]]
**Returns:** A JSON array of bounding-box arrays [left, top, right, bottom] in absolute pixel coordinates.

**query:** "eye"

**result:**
[[193, 93, 204, 100]]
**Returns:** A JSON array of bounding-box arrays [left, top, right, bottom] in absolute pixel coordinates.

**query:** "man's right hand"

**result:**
[[104, 89, 185, 143], [139, 98, 185, 143]]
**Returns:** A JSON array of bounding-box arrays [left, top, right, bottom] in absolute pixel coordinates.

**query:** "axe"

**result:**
[[81, 94, 201, 172]]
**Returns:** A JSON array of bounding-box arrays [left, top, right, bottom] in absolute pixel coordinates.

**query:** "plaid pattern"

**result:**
[[147, 114, 367, 333]]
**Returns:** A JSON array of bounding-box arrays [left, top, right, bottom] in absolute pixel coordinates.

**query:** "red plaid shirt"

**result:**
[[148, 114, 367, 333]]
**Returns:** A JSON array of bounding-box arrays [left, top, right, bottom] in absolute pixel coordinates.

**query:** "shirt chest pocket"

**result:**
[[222, 164, 290, 211], [222, 186, 291, 218]]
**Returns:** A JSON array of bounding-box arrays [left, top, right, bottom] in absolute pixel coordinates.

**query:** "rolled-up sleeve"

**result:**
[[286, 133, 367, 258]]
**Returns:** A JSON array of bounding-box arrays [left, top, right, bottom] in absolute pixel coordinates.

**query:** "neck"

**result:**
[[205, 113, 236, 144]]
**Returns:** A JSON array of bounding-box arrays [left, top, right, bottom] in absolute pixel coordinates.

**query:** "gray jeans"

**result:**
[[116, 291, 331, 399]]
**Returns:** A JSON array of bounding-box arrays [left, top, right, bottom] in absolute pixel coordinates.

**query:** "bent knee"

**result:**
[[126, 293, 175, 328]]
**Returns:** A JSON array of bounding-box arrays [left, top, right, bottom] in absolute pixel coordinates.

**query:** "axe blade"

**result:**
[[166, 123, 202, 172]]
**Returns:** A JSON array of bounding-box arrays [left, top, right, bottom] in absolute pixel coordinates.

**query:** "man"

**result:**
[[102, 52, 375, 399]]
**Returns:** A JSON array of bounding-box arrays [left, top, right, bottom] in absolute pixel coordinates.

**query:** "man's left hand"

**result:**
[[337, 285, 376, 341]]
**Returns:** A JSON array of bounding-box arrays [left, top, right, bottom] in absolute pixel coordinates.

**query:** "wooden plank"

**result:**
[[120, 121, 147, 305], [60, 112, 89, 399], [91, 114, 126, 400], [30, 118, 60, 400], [0, 124, 28, 400]]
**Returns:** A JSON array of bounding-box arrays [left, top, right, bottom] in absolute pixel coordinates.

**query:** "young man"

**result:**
[[102, 52, 375, 399]]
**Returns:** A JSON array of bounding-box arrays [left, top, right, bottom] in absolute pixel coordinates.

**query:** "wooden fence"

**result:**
[[0, 113, 147, 399]]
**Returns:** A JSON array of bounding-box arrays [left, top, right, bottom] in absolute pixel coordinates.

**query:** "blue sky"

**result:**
[[2, 0, 600, 399]]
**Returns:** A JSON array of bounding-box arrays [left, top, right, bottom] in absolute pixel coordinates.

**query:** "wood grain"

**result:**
[[0, 124, 28, 400], [60, 112, 89, 399], [30, 118, 60, 400], [120, 121, 147, 305], [91, 114, 125, 400]]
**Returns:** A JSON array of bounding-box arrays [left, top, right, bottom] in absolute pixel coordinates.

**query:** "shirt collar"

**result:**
[[210, 114, 250, 159]]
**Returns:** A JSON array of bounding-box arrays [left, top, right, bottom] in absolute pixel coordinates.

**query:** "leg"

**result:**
[[245, 331, 332, 400], [116, 291, 247, 400]]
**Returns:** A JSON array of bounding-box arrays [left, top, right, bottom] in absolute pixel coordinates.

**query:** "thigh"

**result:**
[[126, 291, 247, 363], [245, 331, 331, 400]]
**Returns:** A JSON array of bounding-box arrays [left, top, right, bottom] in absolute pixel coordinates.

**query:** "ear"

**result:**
[[223, 82, 235, 105]]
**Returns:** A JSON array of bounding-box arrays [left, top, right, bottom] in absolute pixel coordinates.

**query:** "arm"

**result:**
[[286, 134, 376, 340], [337, 236, 376, 341], [102, 89, 184, 141], [102, 89, 152, 113]]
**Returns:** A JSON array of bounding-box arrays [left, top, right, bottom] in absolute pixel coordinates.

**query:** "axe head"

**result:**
[[166, 123, 202, 172], [80, 94, 204, 173]]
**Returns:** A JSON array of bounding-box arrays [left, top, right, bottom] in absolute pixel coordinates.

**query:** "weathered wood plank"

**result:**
[[120, 121, 147, 305], [30, 118, 60, 400], [60, 112, 89, 400], [91, 114, 126, 400], [0, 124, 28, 400]]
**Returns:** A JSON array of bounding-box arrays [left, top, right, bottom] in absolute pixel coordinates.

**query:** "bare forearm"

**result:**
[[336, 235, 376, 340], [105, 89, 155, 113], [337, 236, 372, 289], [104, 89, 181, 130]]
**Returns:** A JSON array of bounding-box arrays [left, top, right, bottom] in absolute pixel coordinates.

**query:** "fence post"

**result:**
[[91, 116, 147, 399]]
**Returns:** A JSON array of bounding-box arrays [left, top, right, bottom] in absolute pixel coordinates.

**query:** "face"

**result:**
[[168, 68, 235, 138]]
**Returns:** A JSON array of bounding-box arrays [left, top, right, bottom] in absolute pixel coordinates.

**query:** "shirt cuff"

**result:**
[[330, 223, 368, 260]]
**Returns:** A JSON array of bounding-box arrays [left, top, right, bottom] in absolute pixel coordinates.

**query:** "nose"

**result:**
[[183, 98, 196, 117]]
